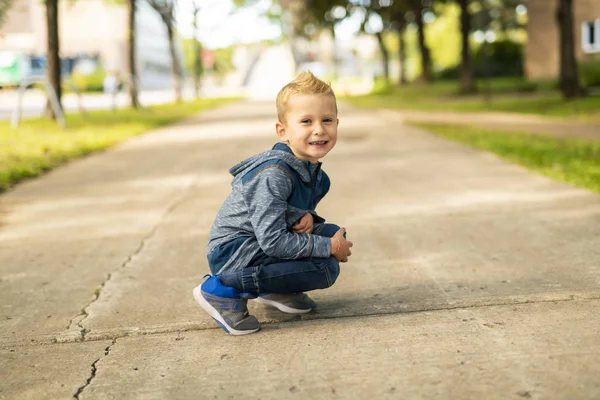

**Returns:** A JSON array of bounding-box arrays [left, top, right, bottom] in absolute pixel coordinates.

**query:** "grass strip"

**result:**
[[344, 79, 600, 122], [415, 123, 600, 193], [0, 97, 239, 192]]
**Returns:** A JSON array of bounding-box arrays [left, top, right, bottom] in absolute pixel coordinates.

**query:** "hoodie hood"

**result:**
[[229, 143, 318, 183]]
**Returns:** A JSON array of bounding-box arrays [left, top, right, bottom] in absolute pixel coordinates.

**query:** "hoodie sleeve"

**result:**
[[242, 166, 331, 259], [308, 210, 326, 224]]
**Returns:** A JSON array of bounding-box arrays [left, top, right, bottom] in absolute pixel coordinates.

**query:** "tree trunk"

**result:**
[[0, 0, 16, 29], [45, 0, 62, 119], [394, 13, 408, 86], [127, 0, 140, 109], [556, 0, 585, 98], [167, 24, 183, 102], [330, 24, 338, 80], [397, 26, 408, 86], [415, 2, 432, 83], [458, 0, 476, 93], [375, 31, 390, 83], [192, 5, 202, 98]]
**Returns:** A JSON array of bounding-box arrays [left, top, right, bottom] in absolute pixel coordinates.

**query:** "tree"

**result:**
[[411, 0, 433, 83], [391, 7, 409, 86], [274, 0, 313, 67], [457, 0, 476, 93], [374, 29, 390, 82], [191, 0, 203, 98], [45, 0, 62, 119], [556, 0, 584, 98], [299, 0, 348, 78], [357, 5, 391, 85], [370, 0, 411, 86], [127, 0, 140, 108], [374, 0, 434, 84], [0, 0, 14, 27], [475, 0, 524, 34], [147, 0, 183, 102]]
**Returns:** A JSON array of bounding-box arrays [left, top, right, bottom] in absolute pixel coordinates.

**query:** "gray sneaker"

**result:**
[[193, 275, 260, 335], [255, 293, 317, 314]]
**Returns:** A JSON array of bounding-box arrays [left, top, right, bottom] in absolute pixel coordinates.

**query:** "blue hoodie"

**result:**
[[207, 143, 332, 274]]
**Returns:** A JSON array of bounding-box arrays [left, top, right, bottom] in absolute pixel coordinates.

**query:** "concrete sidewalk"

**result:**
[[1, 100, 599, 399]]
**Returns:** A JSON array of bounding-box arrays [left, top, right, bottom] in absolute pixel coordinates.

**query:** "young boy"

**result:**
[[193, 71, 353, 335]]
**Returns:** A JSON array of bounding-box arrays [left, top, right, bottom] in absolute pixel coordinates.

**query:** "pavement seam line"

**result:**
[[64, 181, 199, 342], [67, 293, 600, 341], [72, 338, 117, 399], [5, 293, 597, 348]]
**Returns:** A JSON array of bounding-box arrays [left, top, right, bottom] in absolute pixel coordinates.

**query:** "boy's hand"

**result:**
[[293, 213, 314, 234], [331, 228, 353, 263]]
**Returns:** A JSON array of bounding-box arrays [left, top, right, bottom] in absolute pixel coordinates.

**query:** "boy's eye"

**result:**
[[301, 119, 311, 124], [323, 118, 333, 123]]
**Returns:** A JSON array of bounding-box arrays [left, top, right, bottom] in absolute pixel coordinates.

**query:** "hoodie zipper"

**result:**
[[309, 162, 322, 209]]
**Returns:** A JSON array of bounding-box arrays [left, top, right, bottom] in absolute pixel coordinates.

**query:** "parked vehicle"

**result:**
[[0, 51, 45, 88], [0, 51, 101, 89]]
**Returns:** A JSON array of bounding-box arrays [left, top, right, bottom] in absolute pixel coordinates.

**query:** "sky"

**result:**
[[175, 0, 367, 49], [176, 0, 281, 49]]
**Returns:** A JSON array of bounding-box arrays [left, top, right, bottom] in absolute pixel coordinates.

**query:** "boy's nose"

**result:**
[[313, 122, 325, 134]]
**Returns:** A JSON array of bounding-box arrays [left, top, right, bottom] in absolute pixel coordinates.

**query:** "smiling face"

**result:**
[[275, 94, 339, 163]]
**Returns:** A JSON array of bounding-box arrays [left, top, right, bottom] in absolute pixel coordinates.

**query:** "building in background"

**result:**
[[0, 0, 181, 89], [525, 0, 600, 80]]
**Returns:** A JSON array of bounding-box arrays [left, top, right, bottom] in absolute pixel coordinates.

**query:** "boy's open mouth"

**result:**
[[309, 140, 329, 145]]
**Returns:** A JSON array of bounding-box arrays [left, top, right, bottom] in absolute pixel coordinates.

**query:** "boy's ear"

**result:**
[[336, 118, 339, 127], [275, 121, 287, 141]]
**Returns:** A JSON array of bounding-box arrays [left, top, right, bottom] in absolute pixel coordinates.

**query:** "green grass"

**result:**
[[344, 78, 600, 122], [0, 97, 240, 192], [415, 123, 600, 193]]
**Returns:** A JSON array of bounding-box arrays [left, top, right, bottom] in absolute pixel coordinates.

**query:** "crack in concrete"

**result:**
[[72, 357, 99, 399], [73, 338, 117, 399], [67, 274, 111, 339], [64, 184, 197, 342]]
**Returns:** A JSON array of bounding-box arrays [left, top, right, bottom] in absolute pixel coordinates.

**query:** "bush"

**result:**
[[370, 77, 392, 94], [437, 39, 524, 79], [579, 55, 600, 88], [70, 67, 106, 92]]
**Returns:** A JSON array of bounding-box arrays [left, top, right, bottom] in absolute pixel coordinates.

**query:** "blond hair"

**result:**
[[276, 70, 337, 122]]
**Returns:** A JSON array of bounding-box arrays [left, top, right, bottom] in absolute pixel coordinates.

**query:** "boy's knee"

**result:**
[[317, 223, 341, 238], [324, 257, 340, 287]]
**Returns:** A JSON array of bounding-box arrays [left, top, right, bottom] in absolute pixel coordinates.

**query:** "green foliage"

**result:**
[[296, 0, 348, 36], [0, 98, 240, 192], [382, 3, 462, 81], [437, 39, 524, 79], [473, 39, 523, 77], [232, 0, 261, 7], [70, 66, 107, 92], [182, 38, 203, 74], [579, 55, 600, 88], [416, 123, 600, 193], [344, 78, 600, 121], [427, 3, 462, 72], [212, 46, 235, 75], [371, 76, 392, 94]]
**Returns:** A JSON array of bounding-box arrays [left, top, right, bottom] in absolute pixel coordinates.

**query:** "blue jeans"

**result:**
[[220, 224, 341, 296]]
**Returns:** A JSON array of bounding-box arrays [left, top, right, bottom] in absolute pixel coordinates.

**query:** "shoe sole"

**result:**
[[255, 296, 313, 314], [193, 286, 260, 336]]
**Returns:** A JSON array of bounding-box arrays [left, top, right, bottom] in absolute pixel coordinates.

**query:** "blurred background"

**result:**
[[0, 0, 598, 118]]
